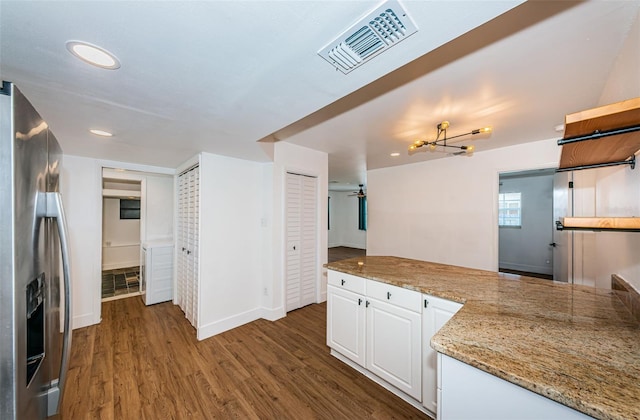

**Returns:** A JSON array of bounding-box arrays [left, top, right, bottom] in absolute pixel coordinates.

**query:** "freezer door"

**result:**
[[10, 85, 50, 419], [44, 130, 66, 416]]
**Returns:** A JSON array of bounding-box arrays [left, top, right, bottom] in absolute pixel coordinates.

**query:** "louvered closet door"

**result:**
[[176, 166, 199, 328], [176, 173, 187, 309], [285, 172, 317, 312]]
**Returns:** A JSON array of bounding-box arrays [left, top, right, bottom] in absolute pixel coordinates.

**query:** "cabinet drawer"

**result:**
[[366, 280, 421, 313], [328, 270, 366, 295]]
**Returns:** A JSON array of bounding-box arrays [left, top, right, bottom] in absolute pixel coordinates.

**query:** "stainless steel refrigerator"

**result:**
[[0, 81, 72, 418]]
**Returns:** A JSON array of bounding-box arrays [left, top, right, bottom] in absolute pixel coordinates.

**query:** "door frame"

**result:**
[[493, 164, 558, 277]]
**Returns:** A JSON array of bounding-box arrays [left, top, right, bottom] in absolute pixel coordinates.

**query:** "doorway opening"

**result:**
[[498, 168, 555, 280], [328, 185, 367, 263], [101, 175, 142, 301]]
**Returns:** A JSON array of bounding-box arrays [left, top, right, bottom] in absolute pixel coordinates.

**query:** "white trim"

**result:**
[[99, 158, 175, 175], [101, 292, 141, 303], [196, 307, 262, 340], [499, 262, 552, 275], [260, 306, 286, 322], [73, 312, 96, 330], [93, 161, 103, 326]]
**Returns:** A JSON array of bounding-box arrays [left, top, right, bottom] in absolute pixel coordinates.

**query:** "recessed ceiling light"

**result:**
[[390, 152, 400, 157], [89, 129, 113, 137], [66, 41, 120, 70]]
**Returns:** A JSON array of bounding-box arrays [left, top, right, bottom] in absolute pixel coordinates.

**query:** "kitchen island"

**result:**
[[326, 256, 640, 420]]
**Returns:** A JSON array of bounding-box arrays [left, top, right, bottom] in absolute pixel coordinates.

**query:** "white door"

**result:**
[[285, 172, 317, 312], [327, 285, 366, 367], [176, 166, 199, 327], [366, 298, 422, 400]]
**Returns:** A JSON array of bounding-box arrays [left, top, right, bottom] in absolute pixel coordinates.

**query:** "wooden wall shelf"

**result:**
[[556, 217, 640, 232], [558, 97, 640, 171]]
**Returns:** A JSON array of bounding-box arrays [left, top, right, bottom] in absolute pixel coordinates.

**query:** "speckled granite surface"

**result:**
[[326, 256, 640, 420]]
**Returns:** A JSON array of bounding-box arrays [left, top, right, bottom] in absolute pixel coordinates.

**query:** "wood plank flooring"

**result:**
[[61, 297, 429, 419], [328, 246, 366, 263]]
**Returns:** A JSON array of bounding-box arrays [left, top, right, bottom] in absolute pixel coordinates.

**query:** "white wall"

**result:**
[[367, 139, 560, 271], [571, 166, 640, 289], [588, 8, 640, 291], [598, 8, 640, 106], [62, 155, 174, 329], [61, 155, 102, 328], [328, 190, 366, 249], [498, 173, 554, 275], [196, 152, 265, 339], [102, 197, 140, 269], [144, 174, 174, 241]]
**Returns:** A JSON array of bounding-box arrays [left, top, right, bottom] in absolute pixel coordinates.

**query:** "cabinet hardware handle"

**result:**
[[341, 279, 345, 286], [366, 301, 370, 308], [182, 247, 185, 252], [424, 299, 428, 308], [387, 292, 391, 300], [358, 298, 362, 306], [187, 250, 191, 255], [293, 245, 296, 250]]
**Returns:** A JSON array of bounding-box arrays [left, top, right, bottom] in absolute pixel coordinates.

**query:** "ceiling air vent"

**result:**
[[318, 0, 418, 74]]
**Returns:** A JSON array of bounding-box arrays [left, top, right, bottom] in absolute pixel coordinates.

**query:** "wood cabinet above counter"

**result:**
[[558, 97, 640, 172]]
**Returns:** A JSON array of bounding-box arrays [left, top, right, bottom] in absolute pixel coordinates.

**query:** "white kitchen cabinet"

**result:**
[[327, 285, 366, 367], [326, 270, 422, 403], [141, 241, 174, 305], [439, 354, 593, 420], [366, 297, 422, 400], [326, 271, 366, 366], [422, 294, 463, 415]]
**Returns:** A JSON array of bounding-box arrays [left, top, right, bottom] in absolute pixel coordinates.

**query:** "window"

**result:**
[[498, 192, 521, 227], [120, 199, 140, 220], [358, 196, 367, 231]]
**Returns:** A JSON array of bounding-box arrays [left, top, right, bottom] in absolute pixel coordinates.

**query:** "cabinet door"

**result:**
[[422, 295, 462, 414], [366, 298, 421, 400], [327, 285, 366, 367]]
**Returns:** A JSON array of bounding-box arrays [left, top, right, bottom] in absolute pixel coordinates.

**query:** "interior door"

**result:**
[[176, 165, 199, 327], [285, 172, 317, 312]]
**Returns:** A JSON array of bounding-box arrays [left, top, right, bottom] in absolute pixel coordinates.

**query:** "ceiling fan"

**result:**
[[348, 184, 366, 198]]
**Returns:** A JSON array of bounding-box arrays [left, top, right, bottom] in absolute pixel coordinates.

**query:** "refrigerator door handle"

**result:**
[[44, 192, 72, 416]]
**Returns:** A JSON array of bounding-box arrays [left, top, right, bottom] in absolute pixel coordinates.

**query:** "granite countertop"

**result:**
[[326, 256, 640, 420]]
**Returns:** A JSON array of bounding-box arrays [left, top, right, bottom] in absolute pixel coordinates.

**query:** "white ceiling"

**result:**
[[1, 1, 639, 191]]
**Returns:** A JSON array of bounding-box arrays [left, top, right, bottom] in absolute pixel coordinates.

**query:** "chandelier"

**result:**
[[408, 121, 492, 155]]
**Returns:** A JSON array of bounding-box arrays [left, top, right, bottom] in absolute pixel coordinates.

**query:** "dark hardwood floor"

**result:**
[[328, 246, 366, 263], [61, 297, 429, 419]]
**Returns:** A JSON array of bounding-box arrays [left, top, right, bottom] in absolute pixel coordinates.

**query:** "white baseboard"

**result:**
[[260, 306, 285, 321], [319, 291, 327, 303], [499, 261, 552, 275], [329, 243, 365, 250], [197, 308, 263, 341], [72, 312, 97, 330], [341, 243, 366, 250]]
